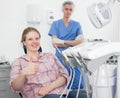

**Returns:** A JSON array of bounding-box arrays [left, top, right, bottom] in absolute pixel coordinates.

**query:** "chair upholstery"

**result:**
[[23, 46, 42, 53]]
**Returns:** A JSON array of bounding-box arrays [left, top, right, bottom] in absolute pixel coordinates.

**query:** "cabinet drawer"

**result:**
[[0, 95, 20, 98], [0, 77, 9, 89], [0, 89, 20, 98], [0, 68, 11, 77]]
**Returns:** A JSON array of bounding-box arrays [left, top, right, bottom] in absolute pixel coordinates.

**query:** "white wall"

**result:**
[[0, 0, 120, 62], [119, 8, 120, 40]]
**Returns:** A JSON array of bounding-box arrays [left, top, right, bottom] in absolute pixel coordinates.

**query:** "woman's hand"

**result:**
[[38, 85, 52, 96], [38, 76, 67, 96], [21, 58, 39, 76]]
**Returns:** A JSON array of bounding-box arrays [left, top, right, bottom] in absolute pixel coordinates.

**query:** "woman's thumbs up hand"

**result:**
[[21, 58, 39, 76]]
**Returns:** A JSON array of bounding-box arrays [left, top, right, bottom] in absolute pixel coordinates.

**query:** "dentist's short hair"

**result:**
[[62, 1, 75, 8]]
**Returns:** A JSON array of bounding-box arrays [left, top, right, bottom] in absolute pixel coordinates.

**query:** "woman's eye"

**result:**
[[36, 37, 40, 40], [28, 38, 32, 41], [27, 37, 39, 41]]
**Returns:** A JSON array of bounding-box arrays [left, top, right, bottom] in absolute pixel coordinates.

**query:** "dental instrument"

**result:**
[[62, 41, 120, 98], [55, 46, 76, 98]]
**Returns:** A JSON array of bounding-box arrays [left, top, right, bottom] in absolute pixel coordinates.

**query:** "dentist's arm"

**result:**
[[64, 38, 84, 46], [51, 35, 84, 47]]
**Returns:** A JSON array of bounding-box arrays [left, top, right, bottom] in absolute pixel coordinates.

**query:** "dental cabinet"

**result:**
[[0, 65, 20, 98]]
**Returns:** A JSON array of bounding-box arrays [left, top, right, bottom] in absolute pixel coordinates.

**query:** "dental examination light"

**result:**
[[87, 0, 119, 28]]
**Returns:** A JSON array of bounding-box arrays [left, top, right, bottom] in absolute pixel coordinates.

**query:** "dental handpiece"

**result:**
[[55, 46, 75, 98]]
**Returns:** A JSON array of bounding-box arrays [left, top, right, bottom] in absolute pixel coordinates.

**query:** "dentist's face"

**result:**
[[62, 4, 73, 18], [23, 31, 40, 53]]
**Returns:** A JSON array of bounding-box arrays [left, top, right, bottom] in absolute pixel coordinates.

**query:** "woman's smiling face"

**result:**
[[23, 31, 40, 53]]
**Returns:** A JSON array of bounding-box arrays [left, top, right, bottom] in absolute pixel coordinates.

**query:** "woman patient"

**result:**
[[9, 27, 69, 98]]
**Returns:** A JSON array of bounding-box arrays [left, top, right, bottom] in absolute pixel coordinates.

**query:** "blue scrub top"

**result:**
[[48, 19, 84, 89], [49, 19, 83, 56]]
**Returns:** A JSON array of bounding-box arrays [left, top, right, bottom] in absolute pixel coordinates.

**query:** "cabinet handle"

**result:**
[[0, 69, 6, 72], [0, 79, 7, 82], [0, 89, 8, 92]]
